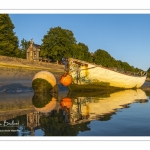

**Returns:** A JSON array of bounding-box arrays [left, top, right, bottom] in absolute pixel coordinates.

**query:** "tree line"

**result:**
[[0, 14, 149, 77]]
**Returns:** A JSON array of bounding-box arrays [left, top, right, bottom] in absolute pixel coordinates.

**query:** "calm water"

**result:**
[[0, 87, 150, 136]]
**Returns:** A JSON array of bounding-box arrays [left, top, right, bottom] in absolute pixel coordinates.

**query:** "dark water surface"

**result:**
[[0, 85, 150, 136]]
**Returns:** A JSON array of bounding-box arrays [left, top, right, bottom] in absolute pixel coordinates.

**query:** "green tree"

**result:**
[[93, 49, 142, 73], [19, 38, 30, 59], [147, 68, 150, 78], [40, 26, 77, 63], [0, 14, 19, 57], [93, 49, 117, 67], [147, 68, 150, 73], [74, 42, 92, 62]]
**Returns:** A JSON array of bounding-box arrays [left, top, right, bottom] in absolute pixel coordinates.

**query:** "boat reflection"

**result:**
[[66, 89, 148, 124], [0, 89, 148, 136]]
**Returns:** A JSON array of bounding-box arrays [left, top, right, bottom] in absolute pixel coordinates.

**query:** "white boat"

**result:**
[[68, 58, 147, 89]]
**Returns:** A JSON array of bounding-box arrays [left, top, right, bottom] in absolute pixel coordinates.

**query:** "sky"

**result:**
[[9, 14, 150, 71]]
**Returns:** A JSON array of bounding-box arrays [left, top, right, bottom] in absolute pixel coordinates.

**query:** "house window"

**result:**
[[34, 51, 36, 57]]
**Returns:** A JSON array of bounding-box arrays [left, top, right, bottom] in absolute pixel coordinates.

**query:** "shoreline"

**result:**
[[0, 75, 149, 94], [0, 59, 149, 95], [0, 60, 65, 94]]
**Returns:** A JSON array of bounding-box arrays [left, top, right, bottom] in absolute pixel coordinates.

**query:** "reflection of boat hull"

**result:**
[[70, 89, 148, 124], [68, 58, 146, 89]]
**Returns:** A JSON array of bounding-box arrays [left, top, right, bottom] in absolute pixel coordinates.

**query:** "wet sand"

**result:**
[[0, 73, 67, 94]]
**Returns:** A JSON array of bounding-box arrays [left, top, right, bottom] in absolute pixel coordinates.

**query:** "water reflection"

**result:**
[[32, 93, 58, 113], [0, 89, 149, 136], [69, 89, 148, 124]]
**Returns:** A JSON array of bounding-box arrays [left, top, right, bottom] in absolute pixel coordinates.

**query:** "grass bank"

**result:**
[[0, 60, 65, 81]]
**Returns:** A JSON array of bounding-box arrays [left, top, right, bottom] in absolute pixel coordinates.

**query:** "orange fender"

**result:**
[[60, 98, 73, 109], [60, 73, 72, 86]]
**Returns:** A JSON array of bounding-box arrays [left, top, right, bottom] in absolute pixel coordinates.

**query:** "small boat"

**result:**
[[67, 58, 147, 89]]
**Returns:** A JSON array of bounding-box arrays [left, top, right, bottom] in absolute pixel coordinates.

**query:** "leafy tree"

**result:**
[[93, 49, 142, 73], [147, 68, 150, 78], [93, 49, 117, 67], [40, 26, 77, 63], [73, 42, 93, 62], [19, 38, 30, 59], [0, 14, 19, 57], [117, 60, 141, 72]]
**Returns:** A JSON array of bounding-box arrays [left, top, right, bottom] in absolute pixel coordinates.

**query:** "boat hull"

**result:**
[[68, 58, 146, 89]]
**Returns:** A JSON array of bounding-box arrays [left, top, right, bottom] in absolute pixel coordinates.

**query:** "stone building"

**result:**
[[27, 112, 41, 136], [26, 39, 41, 61]]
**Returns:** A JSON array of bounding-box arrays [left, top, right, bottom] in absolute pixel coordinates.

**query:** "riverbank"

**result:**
[[0, 56, 66, 94], [0, 68, 149, 94], [0, 56, 150, 95]]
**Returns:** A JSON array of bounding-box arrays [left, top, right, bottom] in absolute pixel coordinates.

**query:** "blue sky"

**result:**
[[9, 14, 150, 71]]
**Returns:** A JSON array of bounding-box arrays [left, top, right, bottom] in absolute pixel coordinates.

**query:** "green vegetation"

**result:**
[[32, 93, 53, 108], [144, 89, 150, 96], [40, 26, 93, 64], [147, 68, 150, 78], [93, 49, 142, 73], [0, 14, 20, 57], [40, 28, 143, 72], [99, 112, 116, 121], [19, 38, 30, 59], [0, 14, 29, 59], [67, 91, 111, 98], [74, 42, 93, 63], [32, 78, 53, 93], [40, 26, 77, 62], [0, 14, 144, 73], [68, 83, 126, 92], [0, 62, 63, 72], [93, 49, 117, 67], [40, 110, 91, 136]]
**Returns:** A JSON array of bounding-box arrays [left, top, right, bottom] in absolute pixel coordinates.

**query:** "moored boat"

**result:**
[[67, 58, 147, 89]]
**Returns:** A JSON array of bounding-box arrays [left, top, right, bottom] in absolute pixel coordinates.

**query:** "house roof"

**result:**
[[33, 44, 40, 49]]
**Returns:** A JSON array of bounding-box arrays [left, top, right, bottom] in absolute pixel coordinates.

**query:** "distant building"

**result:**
[[90, 52, 94, 56], [26, 39, 41, 61], [27, 112, 41, 136]]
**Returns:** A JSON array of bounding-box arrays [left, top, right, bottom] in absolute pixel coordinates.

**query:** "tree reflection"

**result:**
[[98, 112, 116, 121], [40, 110, 91, 136]]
